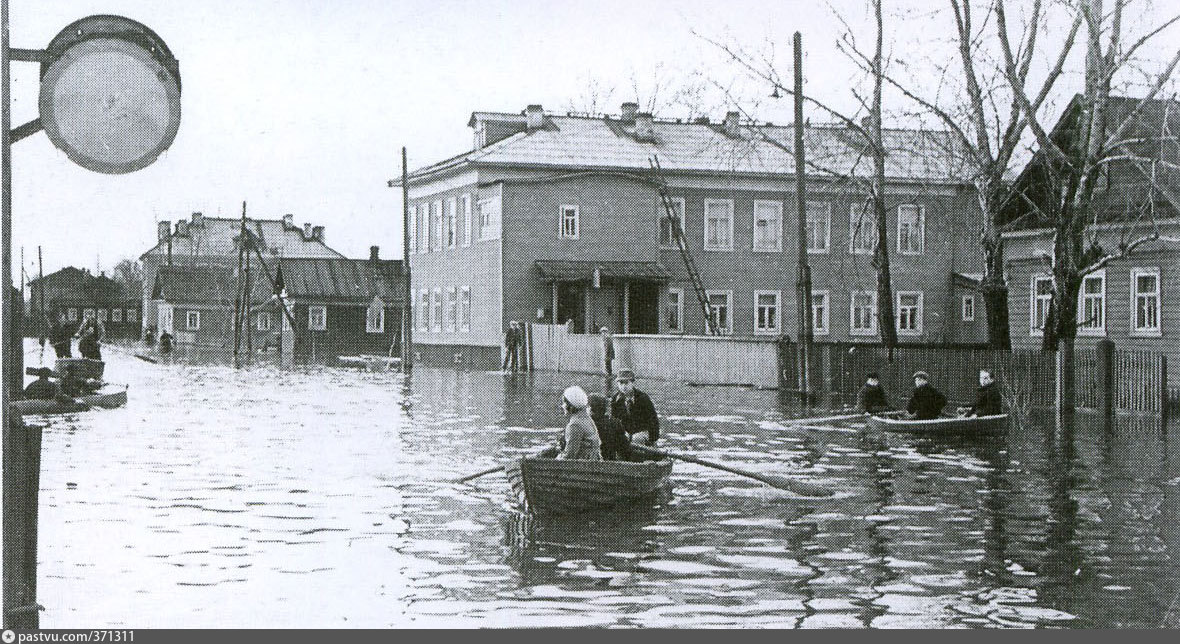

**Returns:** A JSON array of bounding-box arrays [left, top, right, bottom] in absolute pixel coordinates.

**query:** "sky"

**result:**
[[6, 0, 1177, 278]]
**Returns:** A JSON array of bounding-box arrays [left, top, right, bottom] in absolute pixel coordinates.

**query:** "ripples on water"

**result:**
[[28, 341, 1180, 628]]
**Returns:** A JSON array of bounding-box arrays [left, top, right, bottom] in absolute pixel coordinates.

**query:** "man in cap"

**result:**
[[906, 371, 947, 420], [503, 321, 522, 372], [556, 385, 602, 460], [611, 368, 660, 449], [856, 371, 892, 413]]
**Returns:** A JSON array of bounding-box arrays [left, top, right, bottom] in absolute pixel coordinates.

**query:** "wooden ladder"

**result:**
[[649, 155, 717, 335]]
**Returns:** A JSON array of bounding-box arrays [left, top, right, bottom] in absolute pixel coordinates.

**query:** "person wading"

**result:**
[[556, 385, 601, 461], [958, 369, 1003, 417], [48, 311, 74, 358], [503, 321, 522, 372], [905, 371, 947, 421], [856, 371, 893, 413], [610, 369, 659, 454], [588, 392, 630, 461], [77, 315, 105, 361]]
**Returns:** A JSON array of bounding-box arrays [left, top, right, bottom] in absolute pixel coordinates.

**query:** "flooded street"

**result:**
[[27, 340, 1180, 628]]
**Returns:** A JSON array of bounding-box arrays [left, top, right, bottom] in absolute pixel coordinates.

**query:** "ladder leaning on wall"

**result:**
[[649, 154, 717, 335]]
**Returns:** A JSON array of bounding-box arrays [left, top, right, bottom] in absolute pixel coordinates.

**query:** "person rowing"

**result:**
[[610, 369, 660, 457], [905, 371, 947, 420], [588, 392, 631, 461], [958, 369, 1003, 417], [856, 371, 893, 414]]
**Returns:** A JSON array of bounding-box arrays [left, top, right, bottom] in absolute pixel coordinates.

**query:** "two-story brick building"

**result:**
[[392, 103, 986, 369]]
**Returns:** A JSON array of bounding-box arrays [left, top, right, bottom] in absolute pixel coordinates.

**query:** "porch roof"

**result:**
[[534, 260, 670, 282]]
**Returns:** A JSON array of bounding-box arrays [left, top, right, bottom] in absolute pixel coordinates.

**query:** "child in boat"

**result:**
[[556, 386, 602, 461], [958, 369, 1003, 417], [905, 371, 947, 420], [588, 392, 630, 461], [856, 372, 892, 413]]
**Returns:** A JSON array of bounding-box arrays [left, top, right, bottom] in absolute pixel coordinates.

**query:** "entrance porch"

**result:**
[[535, 260, 668, 335]]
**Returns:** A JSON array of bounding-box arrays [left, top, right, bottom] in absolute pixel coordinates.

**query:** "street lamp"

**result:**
[[2, 5, 181, 629]]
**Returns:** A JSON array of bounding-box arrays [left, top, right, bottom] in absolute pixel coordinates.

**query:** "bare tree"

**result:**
[[111, 258, 144, 300]]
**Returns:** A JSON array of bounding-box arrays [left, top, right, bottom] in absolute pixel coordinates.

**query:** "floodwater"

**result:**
[[24, 340, 1180, 628]]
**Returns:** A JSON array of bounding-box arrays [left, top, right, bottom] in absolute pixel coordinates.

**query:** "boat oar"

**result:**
[[784, 411, 867, 425], [631, 445, 834, 497], [133, 354, 159, 364], [453, 463, 506, 484]]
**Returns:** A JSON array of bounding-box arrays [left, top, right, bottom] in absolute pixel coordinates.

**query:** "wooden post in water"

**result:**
[[1096, 339, 1114, 426], [400, 147, 412, 373], [792, 31, 813, 409]]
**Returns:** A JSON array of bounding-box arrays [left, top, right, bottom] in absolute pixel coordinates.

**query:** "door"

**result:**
[[628, 282, 659, 334], [158, 302, 174, 334], [556, 282, 585, 333]]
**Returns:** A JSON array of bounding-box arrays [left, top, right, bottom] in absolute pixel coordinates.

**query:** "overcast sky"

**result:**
[[7, 1, 1176, 278]]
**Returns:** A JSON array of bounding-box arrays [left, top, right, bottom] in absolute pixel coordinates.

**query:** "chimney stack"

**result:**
[[157, 221, 171, 242], [175, 220, 188, 236], [370, 246, 380, 262], [282, 213, 294, 229], [723, 110, 742, 137], [312, 225, 324, 242], [525, 104, 544, 130], [303, 223, 313, 239], [634, 112, 656, 142], [191, 212, 203, 226], [620, 101, 639, 123]]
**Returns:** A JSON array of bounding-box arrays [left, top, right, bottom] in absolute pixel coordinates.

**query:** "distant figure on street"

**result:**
[[48, 311, 73, 358], [76, 316, 105, 361], [23, 367, 60, 401], [856, 371, 893, 413], [144, 325, 157, 347], [906, 371, 947, 420], [556, 385, 601, 461], [959, 369, 1003, 417], [503, 321, 522, 372], [159, 330, 174, 354], [588, 392, 630, 461], [600, 326, 615, 376], [610, 368, 660, 450]]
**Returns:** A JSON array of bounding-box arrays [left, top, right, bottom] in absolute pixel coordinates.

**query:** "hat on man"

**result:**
[[867, 371, 880, 380], [562, 385, 589, 410], [615, 368, 635, 382], [913, 371, 929, 381]]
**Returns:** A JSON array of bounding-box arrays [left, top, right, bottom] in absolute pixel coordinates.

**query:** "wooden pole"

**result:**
[[233, 202, 245, 366], [401, 147, 412, 372], [244, 226, 253, 361], [793, 31, 813, 408]]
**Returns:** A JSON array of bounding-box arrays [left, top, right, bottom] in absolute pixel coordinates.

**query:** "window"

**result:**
[[409, 204, 417, 254], [896, 291, 924, 335], [366, 297, 385, 333], [126, 309, 138, 323], [461, 195, 472, 247], [257, 312, 273, 331], [559, 205, 580, 239], [67, 308, 78, 321], [111, 308, 123, 323], [186, 310, 201, 331], [753, 200, 782, 252], [962, 295, 976, 322], [431, 288, 442, 332], [705, 290, 733, 334], [807, 203, 831, 253], [1131, 268, 1161, 336], [308, 305, 327, 331], [811, 290, 830, 335], [850, 203, 877, 254], [429, 200, 442, 251], [851, 291, 878, 335], [97, 309, 107, 322], [666, 288, 684, 333], [659, 198, 686, 247], [460, 286, 471, 332], [1078, 270, 1106, 336], [418, 289, 429, 332], [83, 308, 95, 320], [704, 199, 734, 250], [444, 287, 457, 332], [416, 204, 426, 252], [445, 198, 457, 249], [897, 204, 925, 254], [478, 197, 500, 240], [754, 290, 781, 334], [1031, 276, 1052, 335]]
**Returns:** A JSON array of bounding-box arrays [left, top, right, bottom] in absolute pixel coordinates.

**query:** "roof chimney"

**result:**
[[312, 225, 324, 242], [723, 111, 742, 137], [525, 104, 544, 130], [157, 221, 171, 242], [303, 223, 313, 239], [634, 112, 656, 142], [175, 220, 188, 236], [191, 212, 203, 226], [282, 213, 294, 230], [370, 245, 380, 262], [620, 102, 639, 123]]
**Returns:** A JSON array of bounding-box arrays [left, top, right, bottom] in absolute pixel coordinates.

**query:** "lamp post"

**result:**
[[2, 4, 181, 627]]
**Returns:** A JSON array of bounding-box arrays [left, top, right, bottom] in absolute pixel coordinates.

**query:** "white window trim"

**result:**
[[705, 289, 734, 334], [1077, 269, 1107, 337], [660, 197, 686, 248], [704, 199, 735, 251], [752, 200, 783, 252], [444, 287, 456, 333], [1130, 267, 1162, 337], [461, 195, 472, 247], [753, 290, 781, 335], [409, 204, 418, 254], [896, 291, 924, 336], [257, 311, 273, 331], [431, 288, 442, 332], [896, 204, 925, 255], [811, 290, 830, 336], [961, 295, 976, 322], [84, 308, 95, 320], [97, 309, 107, 322], [850, 290, 878, 336], [186, 310, 201, 331], [67, 308, 78, 321], [849, 203, 876, 255], [419, 289, 429, 332], [446, 197, 458, 249], [559, 204, 580, 240], [807, 202, 832, 254], [666, 288, 684, 333], [308, 305, 327, 331], [366, 299, 385, 334], [112, 308, 123, 322], [1030, 274, 1052, 337], [460, 286, 471, 333], [127, 309, 137, 322]]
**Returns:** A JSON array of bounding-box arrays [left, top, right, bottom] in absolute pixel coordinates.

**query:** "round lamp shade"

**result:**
[[38, 16, 181, 175]]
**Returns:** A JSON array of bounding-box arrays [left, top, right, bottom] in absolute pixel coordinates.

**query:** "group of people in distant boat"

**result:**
[[554, 368, 661, 462], [857, 368, 1003, 420], [42, 310, 106, 361], [22, 363, 103, 402]]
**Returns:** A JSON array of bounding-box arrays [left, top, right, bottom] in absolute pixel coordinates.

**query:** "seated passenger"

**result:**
[[588, 392, 630, 461], [959, 369, 1003, 417], [556, 386, 602, 461], [906, 371, 947, 421], [856, 371, 893, 413]]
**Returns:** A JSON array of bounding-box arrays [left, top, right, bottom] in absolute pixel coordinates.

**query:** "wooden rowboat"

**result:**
[[868, 413, 1008, 434], [12, 388, 128, 416], [506, 453, 673, 514]]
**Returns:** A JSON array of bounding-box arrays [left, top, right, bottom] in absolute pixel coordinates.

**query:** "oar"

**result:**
[[784, 411, 867, 425], [631, 445, 834, 497], [453, 463, 505, 484], [133, 354, 158, 364]]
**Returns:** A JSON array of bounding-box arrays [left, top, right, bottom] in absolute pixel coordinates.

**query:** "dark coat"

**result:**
[[907, 383, 947, 420], [611, 388, 659, 444], [23, 378, 59, 401], [968, 382, 1003, 416], [857, 383, 892, 413], [591, 413, 631, 461]]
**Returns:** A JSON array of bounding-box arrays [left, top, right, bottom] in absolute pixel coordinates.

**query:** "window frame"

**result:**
[[127, 309, 138, 323], [446, 197, 458, 249], [896, 291, 924, 336], [753, 290, 781, 335], [666, 288, 684, 333], [1130, 267, 1162, 337], [659, 197, 686, 248], [444, 287, 457, 332], [559, 204, 580, 240], [431, 288, 442, 332], [257, 311, 273, 332], [186, 310, 201, 331], [307, 305, 327, 331], [752, 200, 783, 252], [811, 290, 830, 336], [418, 289, 429, 332], [704, 289, 734, 334], [111, 308, 122, 323], [461, 194, 472, 247], [850, 290, 878, 336], [83, 308, 95, 320], [429, 200, 442, 252], [961, 294, 976, 322], [896, 204, 925, 255], [806, 202, 832, 254], [460, 286, 471, 333], [849, 203, 877, 255], [703, 199, 734, 251], [67, 308, 78, 321], [1077, 269, 1107, 337], [366, 298, 385, 334], [1030, 274, 1052, 336], [409, 203, 418, 254]]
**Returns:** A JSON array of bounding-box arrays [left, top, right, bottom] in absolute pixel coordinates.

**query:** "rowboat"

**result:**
[[868, 413, 1008, 434], [506, 452, 673, 514], [12, 388, 128, 416]]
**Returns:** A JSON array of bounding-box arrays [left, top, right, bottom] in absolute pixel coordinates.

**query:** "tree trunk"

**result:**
[[1055, 336, 1075, 429], [980, 233, 1011, 349]]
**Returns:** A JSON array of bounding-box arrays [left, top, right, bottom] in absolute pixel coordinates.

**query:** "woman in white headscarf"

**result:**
[[556, 385, 601, 461]]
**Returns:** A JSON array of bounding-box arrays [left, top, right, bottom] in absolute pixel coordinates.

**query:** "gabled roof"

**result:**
[[140, 216, 347, 261], [397, 112, 974, 185], [152, 258, 404, 305]]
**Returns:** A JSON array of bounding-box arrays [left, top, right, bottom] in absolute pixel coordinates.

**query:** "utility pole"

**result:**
[[401, 147, 412, 373], [793, 31, 813, 407]]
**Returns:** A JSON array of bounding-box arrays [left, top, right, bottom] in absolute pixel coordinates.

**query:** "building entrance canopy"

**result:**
[[534, 260, 670, 283]]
